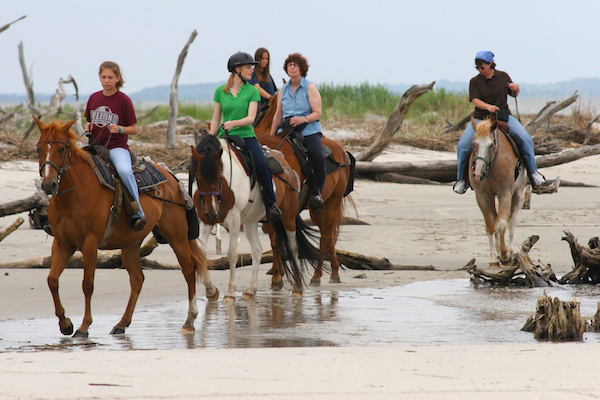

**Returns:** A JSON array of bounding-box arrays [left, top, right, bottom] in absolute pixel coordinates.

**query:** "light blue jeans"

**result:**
[[110, 147, 144, 216], [456, 115, 538, 181]]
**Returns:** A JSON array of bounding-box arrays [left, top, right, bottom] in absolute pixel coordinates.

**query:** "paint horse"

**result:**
[[254, 93, 355, 286], [34, 117, 219, 338], [469, 117, 526, 267], [190, 134, 319, 298]]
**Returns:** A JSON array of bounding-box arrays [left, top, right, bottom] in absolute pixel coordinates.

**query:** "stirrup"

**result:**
[[265, 204, 282, 223], [310, 193, 324, 212]]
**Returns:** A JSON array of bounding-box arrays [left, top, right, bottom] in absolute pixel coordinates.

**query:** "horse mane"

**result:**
[[474, 119, 494, 140], [254, 93, 279, 134], [41, 120, 87, 159], [195, 134, 222, 184]]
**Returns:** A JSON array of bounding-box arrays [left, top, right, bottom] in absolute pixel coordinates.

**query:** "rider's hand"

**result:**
[[84, 122, 91, 132], [290, 116, 305, 127], [508, 83, 519, 93], [223, 121, 236, 131], [107, 124, 121, 134], [487, 105, 500, 113]]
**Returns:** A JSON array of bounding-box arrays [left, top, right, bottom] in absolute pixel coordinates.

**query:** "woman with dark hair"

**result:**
[[249, 47, 277, 105], [84, 61, 145, 231], [210, 51, 281, 222], [269, 52, 325, 211], [453, 50, 545, 194]]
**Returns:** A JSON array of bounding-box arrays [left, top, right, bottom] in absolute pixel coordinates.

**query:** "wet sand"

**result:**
[[1, 148, 600, 399]]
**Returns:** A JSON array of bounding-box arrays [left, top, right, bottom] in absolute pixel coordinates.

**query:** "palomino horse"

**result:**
[[34, 117, 219, 338], [190, 135, 319, 297], [469, 118, 526, 267], [254, 93, 355, 286]]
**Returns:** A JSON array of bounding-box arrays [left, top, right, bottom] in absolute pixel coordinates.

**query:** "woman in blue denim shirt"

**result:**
[[269, 52, 325, 211]]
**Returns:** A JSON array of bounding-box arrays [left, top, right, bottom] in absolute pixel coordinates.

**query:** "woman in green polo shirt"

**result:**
[[209, 51, 281, 222]]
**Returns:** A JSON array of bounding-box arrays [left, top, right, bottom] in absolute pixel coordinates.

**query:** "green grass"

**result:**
[[139, 102, 214, 124]]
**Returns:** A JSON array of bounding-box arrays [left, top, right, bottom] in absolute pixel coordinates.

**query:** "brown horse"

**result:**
[[34, 117, 219, 338], [469, 118, 526, 267], [254, 93, 355, 286], [190, 135, 319, 296]]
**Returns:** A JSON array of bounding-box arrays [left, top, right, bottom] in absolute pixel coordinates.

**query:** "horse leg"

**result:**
[[199, 222, 212, 249], [264, 224, 285, 290], [508, 187, 525, 254], [475, 192, 499, 268], [47, 242, 76, 336], [224, 218, 241, 302], [496, 195, 513, 263], [73, 243, 99, 338], [242, 221, 262, 300], [110, 245, 145, 334], [310, 200, 342, 285]]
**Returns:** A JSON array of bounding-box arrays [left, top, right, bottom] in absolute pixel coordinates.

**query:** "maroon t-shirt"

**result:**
[[469, 70, 514, 120], [85, 90, 137, 150]]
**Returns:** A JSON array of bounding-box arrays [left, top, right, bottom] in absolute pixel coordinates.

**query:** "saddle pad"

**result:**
[[90, 155, 168, 192]]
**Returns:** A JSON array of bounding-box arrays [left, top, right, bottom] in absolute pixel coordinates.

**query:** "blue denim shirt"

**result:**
[[281, 77, 322, 136]]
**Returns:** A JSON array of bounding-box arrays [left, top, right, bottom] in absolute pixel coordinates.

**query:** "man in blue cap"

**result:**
[[454, 51, 545, 194]]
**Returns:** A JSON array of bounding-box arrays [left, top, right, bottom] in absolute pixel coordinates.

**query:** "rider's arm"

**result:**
[[223, 101, 258, 131], [253, 83, 272, 100], [508, 83, 520, 97], [472, 98, 499, 113], [210, 102, 221, 136], [270, 91, 283, 136], [306, 83, 322, 123]]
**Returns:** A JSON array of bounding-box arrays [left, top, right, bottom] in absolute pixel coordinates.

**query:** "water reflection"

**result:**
[[1, 279, 599, 352]]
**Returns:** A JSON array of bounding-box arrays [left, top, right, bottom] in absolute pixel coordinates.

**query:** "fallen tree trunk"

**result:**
[[0, 217, 24, 242], [465, 235, 558, 287], [523, 92, 578, 134], [0, 192, 47, 217], [356, 82, 435, 162], [521, 291, 586, 341], [444, 112, 473, 134], [560, 230, 600, 284], [355, 143, 600, 183]]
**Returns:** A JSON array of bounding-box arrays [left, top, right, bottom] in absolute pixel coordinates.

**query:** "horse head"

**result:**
[[471, 118, 498, 182], [191, 135, 228, 223], [33, 116, 79, 195]]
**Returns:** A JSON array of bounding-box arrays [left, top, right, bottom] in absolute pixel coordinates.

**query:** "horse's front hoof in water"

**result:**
[[329, 276, 341, 284], [223, 295, 235, 303], [271, 280, 284, 291], [180, 325, 195, 334], [206, 288, 219, 302], [292, 289, 303, 297], [59, 318, 74, 336], [73, 330, 89, 339], [242, 291, 255, 301], [309, 279, 321, 287], [110, 326, 126, 335]]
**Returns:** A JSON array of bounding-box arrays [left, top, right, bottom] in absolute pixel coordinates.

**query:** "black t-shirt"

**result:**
[[249, 71, 277, 103], [469, 70, 514, 120]]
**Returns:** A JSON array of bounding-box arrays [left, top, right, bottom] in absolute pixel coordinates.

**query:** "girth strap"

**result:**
[[98, 178, 124, 248]]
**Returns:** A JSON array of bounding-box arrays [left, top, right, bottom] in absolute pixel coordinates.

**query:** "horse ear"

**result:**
[[191, 145, 201, 160], [470, 116, 477, 131], [32, 115, 45, 130], [61, 119, 78, 133], [206, 122, 211, 130], [491, 120, 498, 131]]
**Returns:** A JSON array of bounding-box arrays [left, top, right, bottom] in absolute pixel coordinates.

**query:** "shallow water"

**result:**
[[1, 279, 599, 352]]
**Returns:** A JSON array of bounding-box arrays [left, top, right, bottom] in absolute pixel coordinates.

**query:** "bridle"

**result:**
[[38, 138, 93, 194], [196, 177, 228, 223], [471, 128, 498, 179]]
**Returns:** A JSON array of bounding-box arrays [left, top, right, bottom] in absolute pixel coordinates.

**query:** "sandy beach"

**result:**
[[1, 145, 600, 399]]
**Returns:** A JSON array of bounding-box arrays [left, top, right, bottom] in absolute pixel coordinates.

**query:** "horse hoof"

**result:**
[[206, 288, 219, 302], [242, 292, 255, 301], [309, 279, 321, 287], [60, 319, 74, 336], [271, 281, 284, 291], [180, 325, 195, 334], [329, 276, 341, 284], [73, 330, 89, 339], [292, 290, 303, 297], [110, 326, 126, 335], [223, 295, 235, 303], [489, 262, 500, 269]]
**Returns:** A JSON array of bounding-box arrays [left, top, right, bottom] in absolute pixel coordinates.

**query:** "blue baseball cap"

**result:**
[[475, 51, 494, 63]]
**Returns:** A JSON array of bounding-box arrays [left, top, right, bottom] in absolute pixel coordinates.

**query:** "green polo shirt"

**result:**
[[214, 83, 260, 138]]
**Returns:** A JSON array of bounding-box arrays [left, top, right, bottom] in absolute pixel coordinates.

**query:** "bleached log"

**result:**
[[560, 230, 600, 284], [444, 112, 473, 134], [521, 291, 586, 341], [356, 82, 435, 162], [18, 41, 35, 108], [0, 217, 24, 242], [0, 15, 26, 34], [523, 92, 578, 134], [167, 30, 197, 148], [583, 113, 600, 146]]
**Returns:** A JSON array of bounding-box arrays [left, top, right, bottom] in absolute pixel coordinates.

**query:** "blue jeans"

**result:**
[[110, 147, 144, 216], [456, 115, 538, 181]]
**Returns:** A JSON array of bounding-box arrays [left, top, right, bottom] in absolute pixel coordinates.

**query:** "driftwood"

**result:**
[[0, 217, 24, 242], [531, 177, 560, 194], [583, 113, 600, 146], [18, 41, 35, 109], [0, 15, 26, 34], [560, 231, 600, 284], [0, 180, 49, 218], [138, 106, 160, 120], [0, 236, 160, 269], [523, 91, 578, 134], [355, 143, 600, 183], [465, 235, 558, 287], [444, 112, 473, 134], [166, 30, 197, 148], [373, 172, 442, 185], [356, 82, 435, 162], [521, 291, 586, 341]]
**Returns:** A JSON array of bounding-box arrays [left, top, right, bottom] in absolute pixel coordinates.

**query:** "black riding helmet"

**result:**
[[227, 52, 258, 73]]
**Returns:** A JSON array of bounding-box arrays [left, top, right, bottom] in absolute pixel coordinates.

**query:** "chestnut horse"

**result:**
[[469, 118, 526, 267], [190, 135, 319, 297], [34, 117, 219, 338], [254, 93, 355, 286]]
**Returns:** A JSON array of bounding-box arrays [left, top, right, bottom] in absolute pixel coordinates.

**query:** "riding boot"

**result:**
[[128, 200, 146, 232], [310, 190, 324, 212], [260, 189, 281, 223]]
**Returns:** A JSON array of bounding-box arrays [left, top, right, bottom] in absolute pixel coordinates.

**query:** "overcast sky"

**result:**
[[1, 0, 598, 95]]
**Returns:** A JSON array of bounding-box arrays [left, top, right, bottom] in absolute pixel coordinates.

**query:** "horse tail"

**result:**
[[189, 238, 210, 283], [295, 215, 326, 271], [270, 218, 306, 289]]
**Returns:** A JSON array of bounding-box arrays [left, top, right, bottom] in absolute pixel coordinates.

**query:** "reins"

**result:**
[[38, 138, 95, 195]]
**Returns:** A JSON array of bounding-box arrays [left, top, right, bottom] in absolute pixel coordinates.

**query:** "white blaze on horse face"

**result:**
[[472, 136, 494, 180], [43, 143, 52, 178]]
